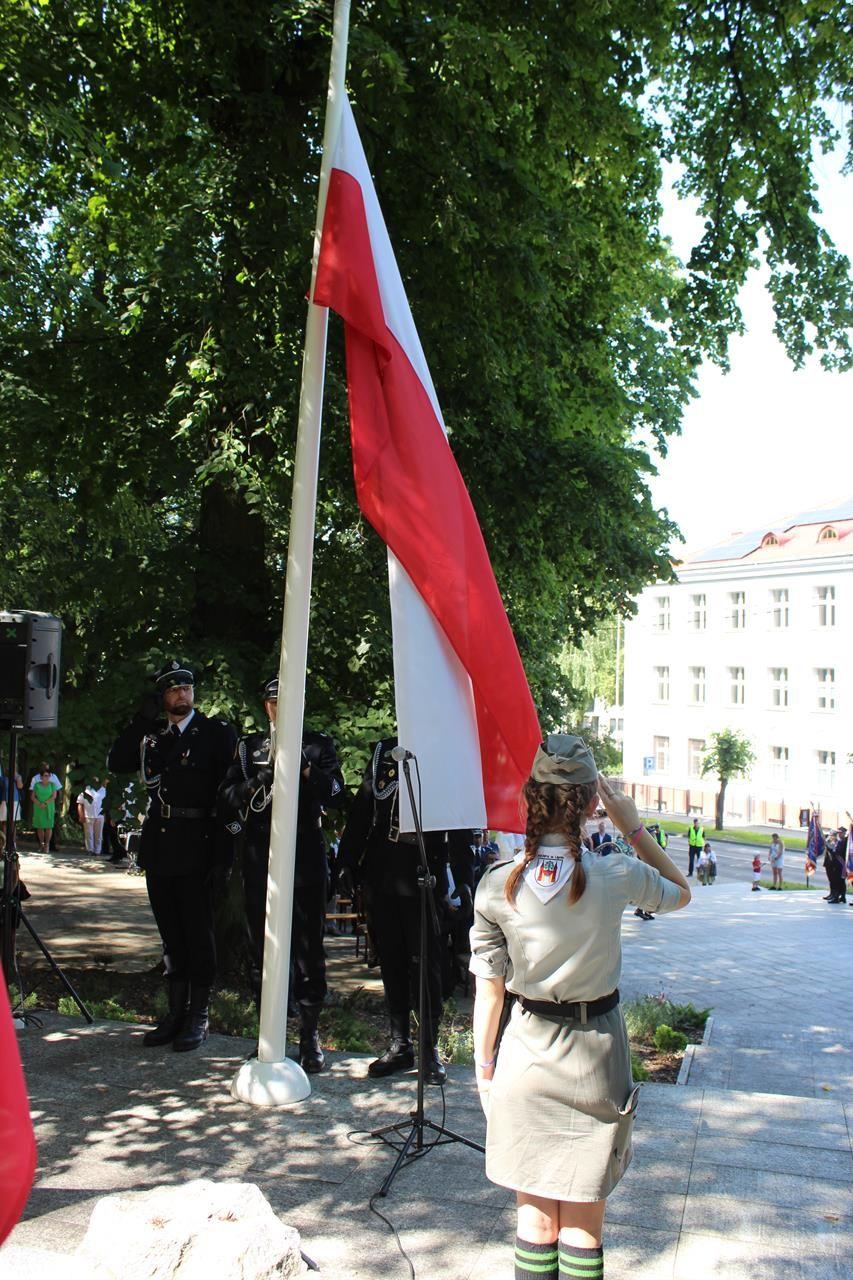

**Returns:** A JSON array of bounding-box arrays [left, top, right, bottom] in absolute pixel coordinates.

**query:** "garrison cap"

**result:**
[[262, 676, 279, 700], [530, 734, 598, 786], [153, 659, 195, 691]]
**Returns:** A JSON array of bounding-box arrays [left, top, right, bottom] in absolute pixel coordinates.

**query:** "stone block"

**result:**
[[74, 1180, 306, 1279]]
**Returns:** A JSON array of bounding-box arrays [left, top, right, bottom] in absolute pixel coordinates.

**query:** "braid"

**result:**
[[505, 778, 598, 906]]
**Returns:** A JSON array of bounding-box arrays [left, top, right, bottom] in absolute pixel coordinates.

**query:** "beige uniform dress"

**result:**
[[470, 837, 682, 1201]]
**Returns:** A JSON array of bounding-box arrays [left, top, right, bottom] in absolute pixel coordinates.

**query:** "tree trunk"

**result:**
[[716, 779, 728, 830]]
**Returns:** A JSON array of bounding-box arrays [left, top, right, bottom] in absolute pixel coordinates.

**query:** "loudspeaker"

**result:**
[[0, 611, 62, 731]]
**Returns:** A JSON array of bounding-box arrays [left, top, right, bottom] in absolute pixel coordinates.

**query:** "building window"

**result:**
[[654, 735, 670, 772], [654, 595, 670, 633], [689, 666, 706, 704], [770, 667, 789, 708], [816, 585, 836, 628], [818, 526, 837, 542], [770, 745, 789, 783], [729, 591, 746, 629], [762, 532, 779, 547], [771, 589, 789, 628], [689, 594, 706, 631], [688, 738, 705, 777], [816, 667, 836, 711], [728, 667, 745, 705], [817, 750, 836, 790], [654, 666, 670, 702]]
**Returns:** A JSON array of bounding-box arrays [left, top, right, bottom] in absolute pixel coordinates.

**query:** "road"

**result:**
[[659, 831, 820, 887]]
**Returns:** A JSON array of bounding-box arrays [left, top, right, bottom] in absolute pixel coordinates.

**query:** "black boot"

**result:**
[[422, 1044, 447, 1086], [368, 1013, 415, 1078], [173, 984, 210, 1052], [298, 1002, 325, 1074], [143, 979, 189, 1048]]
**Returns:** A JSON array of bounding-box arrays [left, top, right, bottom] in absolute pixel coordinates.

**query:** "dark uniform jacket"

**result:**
[[108, 710, 237, 876], [337, 738, 449, 899], [218, 728, 344, 888]]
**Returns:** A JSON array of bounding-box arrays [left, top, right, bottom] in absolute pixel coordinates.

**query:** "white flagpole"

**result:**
[[231, 0, 352, 1107]]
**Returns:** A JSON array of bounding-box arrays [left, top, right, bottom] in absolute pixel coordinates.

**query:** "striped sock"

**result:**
[[558, 1242, 604, 1278], [514, 1236, 558, 1279]]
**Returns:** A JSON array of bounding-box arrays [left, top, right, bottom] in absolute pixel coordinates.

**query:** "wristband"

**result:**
[[624, 825, 644, 845], [476, 1057, 496, 1070]]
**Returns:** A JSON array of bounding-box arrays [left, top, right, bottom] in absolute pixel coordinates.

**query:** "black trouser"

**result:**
[[826, 859, 847, 900], [688, 845, 699, 875], [370, 890, 443, 1043], [243, 839, 327, 1006], [145, 870, 216, 984]]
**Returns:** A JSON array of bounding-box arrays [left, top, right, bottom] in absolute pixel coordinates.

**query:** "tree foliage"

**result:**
[[701, 728, 757, 829], [0, 1, 849, 788]]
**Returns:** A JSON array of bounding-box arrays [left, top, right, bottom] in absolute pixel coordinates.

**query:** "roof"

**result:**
[[685, 496, 853, 565]]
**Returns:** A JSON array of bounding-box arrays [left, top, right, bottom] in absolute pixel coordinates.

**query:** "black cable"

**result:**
[[369, 1192, 416, 1280]]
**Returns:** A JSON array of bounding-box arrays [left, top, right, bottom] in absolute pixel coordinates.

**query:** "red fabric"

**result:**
[[315, 167, 540, 828], [0, 983, 36, 1244]]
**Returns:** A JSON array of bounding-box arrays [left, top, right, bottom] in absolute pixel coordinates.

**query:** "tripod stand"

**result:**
[[1, 728, 92, 1023], [371, 752, 484, 1198]]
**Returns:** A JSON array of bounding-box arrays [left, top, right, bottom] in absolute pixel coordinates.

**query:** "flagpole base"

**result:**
[[230, 1056, 312, 1107]]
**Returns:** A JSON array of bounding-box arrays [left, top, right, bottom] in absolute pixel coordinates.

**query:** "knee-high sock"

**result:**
[[514, 1237, 558, 1279], [558, 1242, 603, 1279]]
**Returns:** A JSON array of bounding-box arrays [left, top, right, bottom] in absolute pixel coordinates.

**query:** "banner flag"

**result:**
[[0, 984, 36, 1244], [314, 99, 540, 831]]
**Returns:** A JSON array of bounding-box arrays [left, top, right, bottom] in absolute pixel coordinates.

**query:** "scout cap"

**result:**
[[262, 676, 279, 700], [153, 659, 195, 691], [530, 734, 597, 786]]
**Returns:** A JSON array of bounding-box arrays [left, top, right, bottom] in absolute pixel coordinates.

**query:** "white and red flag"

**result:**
[[314, 98, 540, 832], [0, 983, 36, 1244]]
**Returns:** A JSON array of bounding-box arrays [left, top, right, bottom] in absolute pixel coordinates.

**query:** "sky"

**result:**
[[651, 117, 852, 557]]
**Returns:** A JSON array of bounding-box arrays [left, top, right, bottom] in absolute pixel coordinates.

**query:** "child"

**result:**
[[752, 853, 762, 891]]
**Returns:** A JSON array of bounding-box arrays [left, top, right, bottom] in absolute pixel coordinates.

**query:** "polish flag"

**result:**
[[0, 984, 36, 1245], [314, 99, 540, 832]]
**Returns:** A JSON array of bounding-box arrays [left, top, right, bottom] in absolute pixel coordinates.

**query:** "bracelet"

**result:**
[[476, 1057, 496, 1070], [624, 825, 644, 845]]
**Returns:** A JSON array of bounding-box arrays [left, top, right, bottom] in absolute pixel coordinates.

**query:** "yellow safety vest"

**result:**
[[688, 825, 705, 848]]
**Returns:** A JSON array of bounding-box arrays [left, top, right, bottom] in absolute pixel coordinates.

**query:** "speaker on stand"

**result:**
[[0, 611, 91, 1021]]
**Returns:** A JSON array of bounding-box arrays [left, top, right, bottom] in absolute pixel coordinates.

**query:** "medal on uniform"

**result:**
[[524, 848, 575, 903]]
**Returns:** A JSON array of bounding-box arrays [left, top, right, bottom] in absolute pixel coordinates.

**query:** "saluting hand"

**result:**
[[596, 773, 641, 838]]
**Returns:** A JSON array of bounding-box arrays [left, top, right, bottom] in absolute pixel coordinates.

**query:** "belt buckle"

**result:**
[[161, 802, 171, 819]]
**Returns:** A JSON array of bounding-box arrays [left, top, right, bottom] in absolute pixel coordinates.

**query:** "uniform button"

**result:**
[[161, 826, 166, 833]]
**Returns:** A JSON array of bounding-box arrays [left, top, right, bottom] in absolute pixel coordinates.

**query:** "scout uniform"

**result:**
[[108, 660, 237, 1050], [217, 677, 344, 1072], [470, 738, 683, 1203]]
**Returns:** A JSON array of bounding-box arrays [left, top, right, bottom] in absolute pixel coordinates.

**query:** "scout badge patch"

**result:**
[[523, 848, 575, 903]]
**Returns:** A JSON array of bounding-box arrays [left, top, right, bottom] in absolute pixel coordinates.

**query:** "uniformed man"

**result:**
[[336, 737, 449, 1086], [218, 678, 344, 1073], [108, 661, 237, 1052], [687, 817, 704, 877]]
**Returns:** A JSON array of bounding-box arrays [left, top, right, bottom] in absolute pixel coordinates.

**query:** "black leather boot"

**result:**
[[143, 979, 189, 1047], [173, 984, 210, 1052], [422, 1044, 447, 1087], [368, 1013, 415, 1078], [298, 1002, 325, 1074]]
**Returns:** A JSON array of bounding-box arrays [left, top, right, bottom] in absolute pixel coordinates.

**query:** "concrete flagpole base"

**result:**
[[230, 1057, 312, 1107]]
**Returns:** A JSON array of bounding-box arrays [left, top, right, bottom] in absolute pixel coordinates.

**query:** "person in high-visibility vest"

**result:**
[[687, 818, 705, 877]]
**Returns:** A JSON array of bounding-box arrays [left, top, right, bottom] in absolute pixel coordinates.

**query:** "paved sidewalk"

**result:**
[[2, 878, 852, 1278]]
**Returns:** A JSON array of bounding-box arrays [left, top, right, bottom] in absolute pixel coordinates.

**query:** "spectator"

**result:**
[[687, 817, 705, 878], [768, 833, 784, 890], [31, 769, 56, 853], [76, 777, 106, 856], [0, 765, 23, 826], [29, 763, 61, 851], [751, 853, 762, 891], [590, 820, 613, 852], [705, 843, 717, 884], [697, 844, 710, 885]]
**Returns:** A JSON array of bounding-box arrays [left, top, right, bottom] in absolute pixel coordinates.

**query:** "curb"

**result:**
[[702, 1014, 715, 1046], [676, 1043, 695, 1086]]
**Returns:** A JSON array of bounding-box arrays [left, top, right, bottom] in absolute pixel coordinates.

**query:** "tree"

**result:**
[[0, 1, 849, 790], [701, 730, 756, 830]]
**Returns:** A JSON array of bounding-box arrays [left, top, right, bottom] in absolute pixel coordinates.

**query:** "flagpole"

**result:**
[[231, 0, 352, 1107]]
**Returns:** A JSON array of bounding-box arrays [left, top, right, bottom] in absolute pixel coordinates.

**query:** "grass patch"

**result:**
[[437, 997, 475, 1065], [757, 879, 815, 891], [652, 819, 806, 851], [624, 994, 710, 1043], [58, 994, 144, 1023], [321, 1006, 373, 1053], [630, 1050, 650, 1082], [7, 985, 38, 1014]]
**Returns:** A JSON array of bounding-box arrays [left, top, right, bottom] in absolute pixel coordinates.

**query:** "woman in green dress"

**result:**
[[31, 770, 56, 852]]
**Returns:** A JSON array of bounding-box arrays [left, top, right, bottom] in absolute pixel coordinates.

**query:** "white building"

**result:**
[[622, 499, 853, 828]]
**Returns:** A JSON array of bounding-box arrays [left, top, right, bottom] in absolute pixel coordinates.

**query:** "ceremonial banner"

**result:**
[[314, 99, 540, 832], [805, 811, 824, 874]]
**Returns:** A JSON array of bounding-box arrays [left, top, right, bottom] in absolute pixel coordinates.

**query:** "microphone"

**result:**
[[389, 745, 416, 762]]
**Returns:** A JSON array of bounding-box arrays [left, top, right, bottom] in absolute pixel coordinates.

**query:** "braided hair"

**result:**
[[504, 777, 598, 907]]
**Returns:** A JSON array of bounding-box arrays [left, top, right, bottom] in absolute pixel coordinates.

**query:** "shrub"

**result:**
[[630, 1051, 650, 1082], [653, 1024, 688, 1053]]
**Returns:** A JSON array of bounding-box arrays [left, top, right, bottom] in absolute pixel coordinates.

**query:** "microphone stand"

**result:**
[[371, 752, 484, 1198]]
